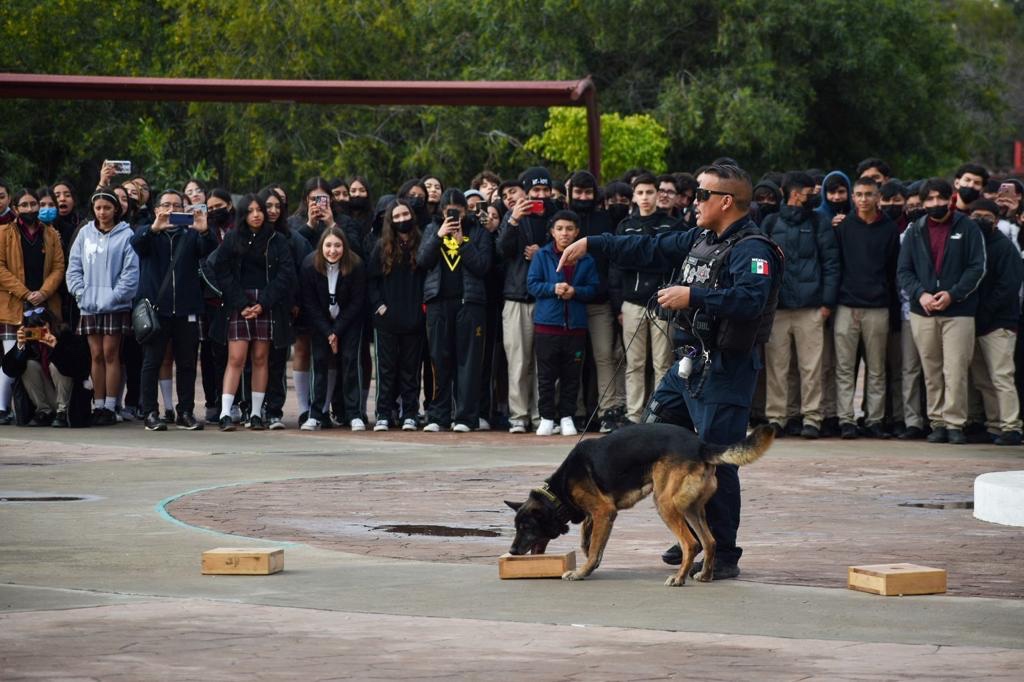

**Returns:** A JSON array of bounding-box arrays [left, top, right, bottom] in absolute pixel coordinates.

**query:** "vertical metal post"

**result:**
[[584, 88, 602, 183]]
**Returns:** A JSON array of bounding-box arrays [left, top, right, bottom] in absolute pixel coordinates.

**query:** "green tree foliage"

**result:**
[[0, 0, 1019, 199], [526, 108, 668, 180]]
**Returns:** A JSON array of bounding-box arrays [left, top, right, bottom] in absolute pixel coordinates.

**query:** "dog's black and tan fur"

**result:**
[[505, 423, 774, 585]]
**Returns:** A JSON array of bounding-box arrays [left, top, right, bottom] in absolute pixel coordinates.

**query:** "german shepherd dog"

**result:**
[[505, 423, 774, 585]]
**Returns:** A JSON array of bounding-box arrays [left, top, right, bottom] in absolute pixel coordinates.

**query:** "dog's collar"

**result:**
[[532, 483, 580, 524]]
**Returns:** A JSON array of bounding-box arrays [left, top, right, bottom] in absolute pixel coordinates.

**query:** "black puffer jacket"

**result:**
[[761, 205, 840, 309], [495, 200, 555, 301], [609, 210, 679, 311], [976, 226, 1023, 335], [418, 219, 493, 305]]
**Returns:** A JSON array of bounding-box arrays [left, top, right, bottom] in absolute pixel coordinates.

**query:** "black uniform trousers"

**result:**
[[646, 349, 760, 567], [535, 332, 586, 421], [310, 323, 362, 423], [265, 344, 288, 419], [425, 298, 485, 427], [122, 335, 143, 411], [373, 327, 423, 423], [140, 316, 200, 415], [199, 303, 226, 412]]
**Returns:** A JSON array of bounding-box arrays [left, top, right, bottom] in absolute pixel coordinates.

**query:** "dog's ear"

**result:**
[[504, 500, 524, 512]]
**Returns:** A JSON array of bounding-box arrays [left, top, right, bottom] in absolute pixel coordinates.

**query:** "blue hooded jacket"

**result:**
[[527, 242, 598, 329], [814, 170, 852, 224]]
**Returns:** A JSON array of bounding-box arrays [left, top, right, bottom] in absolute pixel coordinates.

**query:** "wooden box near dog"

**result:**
[[202, 548, 284, 575], [499, 551, 576, 579], [848, 563, 946, 596]]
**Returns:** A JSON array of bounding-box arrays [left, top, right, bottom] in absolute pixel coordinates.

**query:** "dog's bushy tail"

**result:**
[[702, 424, 775, 467]]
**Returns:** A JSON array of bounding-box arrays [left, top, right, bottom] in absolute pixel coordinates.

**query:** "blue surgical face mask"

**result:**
[[38, 206, 58, 223]]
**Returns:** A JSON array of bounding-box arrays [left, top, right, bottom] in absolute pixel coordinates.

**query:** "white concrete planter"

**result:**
[[974, 471, 1024, 527]]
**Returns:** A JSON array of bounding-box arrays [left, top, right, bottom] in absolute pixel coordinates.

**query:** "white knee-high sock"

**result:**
[[220, 394, 235, 419], [0, 340, 15, 410], [159, 379, 174, 411], [293, 370, 310, 413], [251, 391, 266, 420]]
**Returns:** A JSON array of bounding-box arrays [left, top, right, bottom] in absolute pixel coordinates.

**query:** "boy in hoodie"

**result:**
[[833, 178, 900, 439], [898, 178, 987, 444], [966, 199, 1023, 445], [761, 172, 840, 439], [527, 210, 599, 437], [953, 163, 990, 214], [609, 172, 679, 425]]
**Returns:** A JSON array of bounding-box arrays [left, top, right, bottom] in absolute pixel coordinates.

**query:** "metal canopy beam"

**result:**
[[0, 72, 602, 180]]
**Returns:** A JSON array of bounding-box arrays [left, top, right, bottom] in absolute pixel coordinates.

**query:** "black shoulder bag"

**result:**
[[132, 234, 185, 344]]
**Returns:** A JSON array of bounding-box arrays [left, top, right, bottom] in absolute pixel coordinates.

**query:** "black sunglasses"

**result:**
[[694, 187, 734, 203]]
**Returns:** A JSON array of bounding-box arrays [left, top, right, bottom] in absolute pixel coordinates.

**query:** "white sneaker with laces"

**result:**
[[477, 418, 491, 431], [374, 419, 389, 432], [300, 418, 321, 431], [508, 419, 527, 434], [402, 418, 417, 431], [536, 419, 555, 436], [350, 418, 366, 431], [423, 422, 441, 432], [560, 417, 578, 436], [452, 423, 471, 433]]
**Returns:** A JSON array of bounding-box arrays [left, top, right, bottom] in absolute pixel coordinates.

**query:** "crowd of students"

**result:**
[[1, 157, 1023, 444]]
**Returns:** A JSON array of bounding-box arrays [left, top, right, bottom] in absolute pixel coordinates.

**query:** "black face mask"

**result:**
[[208, 207, 231, 229], [406, 196, 425, 212], [607, 204, 629, 226], [926, 204, 950, 220], [349, 195, 369, 210], [957, 186, 981, 204], [975, 217, 995, 232], [19, 211, 39, 225], [906, 207, 926, 222], [882, 205, 904, 221], [826, 200, 847, 215], [757, 201, 778, 216], [569, 199, 594, 213], [393, 219, 415, 234]]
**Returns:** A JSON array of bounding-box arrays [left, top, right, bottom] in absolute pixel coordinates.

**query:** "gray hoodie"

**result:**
[[65, 220, 139, 314]]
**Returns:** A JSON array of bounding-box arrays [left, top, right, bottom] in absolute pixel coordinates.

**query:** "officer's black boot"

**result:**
[[662, 543, 682, 565]]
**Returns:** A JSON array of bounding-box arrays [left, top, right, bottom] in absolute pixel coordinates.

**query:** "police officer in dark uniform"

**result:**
[[558, 163, 782, 580]]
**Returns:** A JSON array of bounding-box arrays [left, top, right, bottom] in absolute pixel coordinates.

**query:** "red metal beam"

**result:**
[[0, 72, 602, 179]]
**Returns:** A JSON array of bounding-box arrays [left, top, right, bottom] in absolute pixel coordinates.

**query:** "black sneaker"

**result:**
[[898, 426, 925, 440], [840, 423, 858, 439], [176, 411, 203, 430], [219, 415, 235, 432], [29, 411, 54, 427], [298, 410, 309, 425], [770, 422, 785, 438], [947, 428, 966, 445], [662, 543, 683, 565], [144, 412, 167, 431], [821, 417, 841, 438], [51, 411, 68, 428], [688, 560, 741, 580], [926, 426, 949, 443], [784, 418, 803, 437], [163, 408, 175, 424], [995, 430, 1022, 446], [92, 408, 116, 427], [800, 424, 820, 439], [248, 415, 265, 431], [205, 406, 220, 424], [890, 421, 907, 438], [866, 423, 891, 439], [0, 409, 12, 425]]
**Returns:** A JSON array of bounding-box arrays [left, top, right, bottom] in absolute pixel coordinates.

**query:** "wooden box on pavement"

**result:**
[[848, 563, 946, 596], [499, 551, 576, 579], [202, 548, 284, 575]]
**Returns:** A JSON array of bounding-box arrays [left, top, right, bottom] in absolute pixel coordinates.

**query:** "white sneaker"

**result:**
[[374, 419, 389, 432], [536, 419, 555, 436], [560, 417, 578, 436], [350, 418, 366, 431], [423, 422, 441, 432], [300, 418, 321, 431], [508, 419, 527, 434], [452, 423, 471, 433], [478, 418, 491, 431], [402, 418, 417, 431]]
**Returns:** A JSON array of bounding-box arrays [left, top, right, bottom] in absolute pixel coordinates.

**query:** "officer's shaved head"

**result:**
[[702, 164, 752, 212]]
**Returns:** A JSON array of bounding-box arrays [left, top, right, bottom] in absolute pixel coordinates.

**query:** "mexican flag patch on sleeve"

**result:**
[[751, 258, 770, 275]]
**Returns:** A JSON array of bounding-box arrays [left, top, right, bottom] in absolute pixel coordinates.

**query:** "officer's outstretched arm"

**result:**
[[586, 230, 695, 270]]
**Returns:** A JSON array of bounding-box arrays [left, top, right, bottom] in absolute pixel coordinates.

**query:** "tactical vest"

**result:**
[[677, 225, 782, 352]]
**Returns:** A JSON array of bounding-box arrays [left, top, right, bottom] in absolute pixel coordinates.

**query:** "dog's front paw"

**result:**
[[694, 570, 713, 583], [562, 570, 586, 581], [664, 575, 686, 587]]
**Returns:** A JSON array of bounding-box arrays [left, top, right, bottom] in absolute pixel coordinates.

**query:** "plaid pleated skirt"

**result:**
[[77, 311, 132, 336], [226, 289, 272, 342], [0, 323, 18, 341]]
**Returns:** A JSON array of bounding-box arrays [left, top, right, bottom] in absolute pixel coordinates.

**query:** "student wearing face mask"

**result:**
[[898, 178, 986, 445], [0, 189, 67, 425], [65, 189, 139, 426], [131, 189, 217, 431], [419, 189, 493, 433], [198, 188, 234, 423], [299, 226, 365, 431], [814, 170, 852, 228], [879, 181, 909, 232], [566, 171, 625, 432], [367, 200, 425, 431], [964, 199, 1023, 445], [603, 181, 633, 230], [952, 163, 990, 214]]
